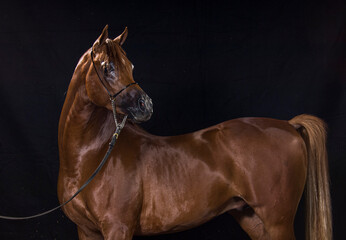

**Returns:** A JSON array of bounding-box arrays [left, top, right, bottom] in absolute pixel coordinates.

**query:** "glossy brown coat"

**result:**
[[58, 26, 332, 240]]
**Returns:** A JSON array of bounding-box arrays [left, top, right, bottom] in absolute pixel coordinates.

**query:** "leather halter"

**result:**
[[90, 47, 138, 129], [90, 49, 138, 100]]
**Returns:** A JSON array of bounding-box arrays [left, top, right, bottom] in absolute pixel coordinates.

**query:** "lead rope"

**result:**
[[0, 99, 127, 220], [111, 97, 127, 132]]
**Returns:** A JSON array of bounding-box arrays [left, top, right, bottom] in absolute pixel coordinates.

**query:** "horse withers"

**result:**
[[58, 26, 332, 240]]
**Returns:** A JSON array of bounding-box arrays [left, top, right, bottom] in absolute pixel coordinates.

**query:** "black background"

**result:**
[[0, 0, 345, 239]]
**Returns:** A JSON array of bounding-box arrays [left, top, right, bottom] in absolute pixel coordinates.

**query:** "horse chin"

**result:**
[[129, 118, 143, 124], [127, 109, 152, 123], [129, 113, 152, 123]]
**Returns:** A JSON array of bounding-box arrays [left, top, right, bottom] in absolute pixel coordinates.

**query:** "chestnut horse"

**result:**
[[58, 26, 332, 240]]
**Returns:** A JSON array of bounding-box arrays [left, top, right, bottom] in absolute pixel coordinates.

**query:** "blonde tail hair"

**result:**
[[289, 114, 332, 240]]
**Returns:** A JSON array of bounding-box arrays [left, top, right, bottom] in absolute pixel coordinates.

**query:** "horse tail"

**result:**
[[289, 114, 332, 240]]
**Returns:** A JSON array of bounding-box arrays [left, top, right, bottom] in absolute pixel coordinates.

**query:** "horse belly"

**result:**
[[135, 174, 241, 235]]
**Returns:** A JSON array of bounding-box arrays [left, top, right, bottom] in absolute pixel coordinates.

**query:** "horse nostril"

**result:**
[[138, 98, 146, 112], [138, 95, 153, 114]]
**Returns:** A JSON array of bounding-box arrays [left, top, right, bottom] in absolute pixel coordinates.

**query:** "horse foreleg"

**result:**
[[101, 221, 137, 240], [77, 226, 103, 240]]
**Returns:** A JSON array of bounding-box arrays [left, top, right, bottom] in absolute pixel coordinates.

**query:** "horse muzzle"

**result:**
[[127, 93, 153, 122]]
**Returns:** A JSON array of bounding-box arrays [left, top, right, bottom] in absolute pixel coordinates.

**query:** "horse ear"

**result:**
[[93, 25, 109, 50], [114, 27, 128, 46]]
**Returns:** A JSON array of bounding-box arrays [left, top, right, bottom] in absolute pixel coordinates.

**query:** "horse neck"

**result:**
[[58, 52, 152, 174], [58, 52, 116, 170]]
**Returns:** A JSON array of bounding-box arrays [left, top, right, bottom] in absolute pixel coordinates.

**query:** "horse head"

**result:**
[[85, 25, 153, 123]]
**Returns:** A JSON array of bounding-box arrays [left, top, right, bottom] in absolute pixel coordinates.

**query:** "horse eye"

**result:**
[[101, 62, 108, 75]]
